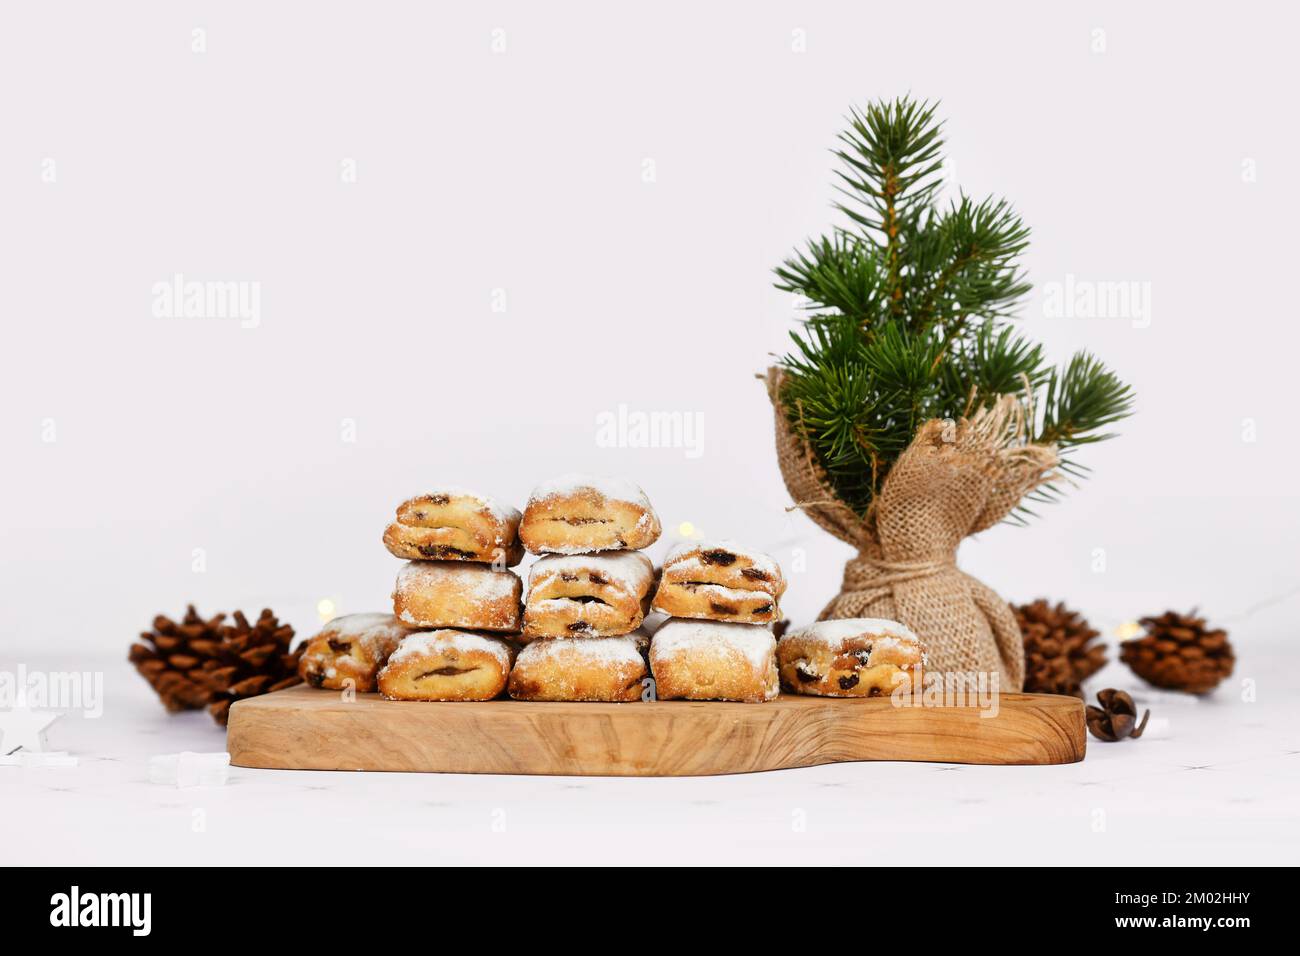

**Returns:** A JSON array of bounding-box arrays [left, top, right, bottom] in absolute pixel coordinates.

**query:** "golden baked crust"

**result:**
[[382, 489, 523, 566], [392, 561, 522, 632], [299, 613, 412, 692], [651, 540, 785, 624], [522, 551, 655, 639], [377, 630, 518, 701], [649, 619, 778, 703], [519, 474, 661, 555], [507, 633, 649, 702], [777, 618, 925, 698]]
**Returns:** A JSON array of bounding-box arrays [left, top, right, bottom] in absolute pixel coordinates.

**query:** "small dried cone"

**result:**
[[130, 606, 303, 725], [1120, 610, 1234, 694], [129, 606, 226, 712], [204, 609, 304, 726], [1085, 688, 1150, 742], [1012, 599, 1107, 698]]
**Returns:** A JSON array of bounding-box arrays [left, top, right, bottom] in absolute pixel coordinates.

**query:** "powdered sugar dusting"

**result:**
[[525, 542, 606, 556], [653, 581, 766, 606], [783, 618, 920, 648], [650, 619, 775, 671], [396, 561, 520, 602], [317, 613, 410, 658], [517, 634, 644, 667], [411, 487, 521, 526], [665, 540, 781, 580], [388, 629, 514, 670], [527, 473, 652, 509], [869, 635, 923, 660], [527, 551, 654, 596]]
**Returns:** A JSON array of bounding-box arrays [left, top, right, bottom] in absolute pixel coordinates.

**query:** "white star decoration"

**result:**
[[0, 705, 61, 754]]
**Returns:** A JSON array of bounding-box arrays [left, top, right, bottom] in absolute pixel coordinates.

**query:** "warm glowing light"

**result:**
[[317, 598, 337, 622], [1115, 620, 1143, 641], [677, 521, 695, 538]]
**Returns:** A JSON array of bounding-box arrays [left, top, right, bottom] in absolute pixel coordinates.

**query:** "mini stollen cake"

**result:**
[[392, 561, 522, 632], [298, 613, 412, 692], [383, 488, 523, 566], [652, 540, 786, 625], [522, 551, 656, 640], [377, 630, 518, 701], [777, 618, 925, 698], [508, 629, 651, 702], [519, 474, 661, 555], [649, 619, 778, 703]]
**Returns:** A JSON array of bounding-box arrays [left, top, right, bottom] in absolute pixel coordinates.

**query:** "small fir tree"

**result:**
[[776, 96, 1133, 518]]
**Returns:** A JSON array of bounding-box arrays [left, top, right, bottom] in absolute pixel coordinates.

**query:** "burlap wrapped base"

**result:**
[[767, 368, 1058, 691]]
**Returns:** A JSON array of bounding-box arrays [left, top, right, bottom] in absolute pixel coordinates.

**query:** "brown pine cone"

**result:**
[[1085, 688, 1150, 742], [1120, 610, 1233, 694], [205, 609, 304, 725], [130, 605, 304, 725], [129, 606, 226, 712], [1012, 599, 1107, 697]]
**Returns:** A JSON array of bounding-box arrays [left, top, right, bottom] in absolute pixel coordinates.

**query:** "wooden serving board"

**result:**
[[226, 685, 1085, 776]]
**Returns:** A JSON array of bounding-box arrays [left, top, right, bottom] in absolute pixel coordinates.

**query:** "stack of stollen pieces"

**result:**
[[508, 474, 661, 701], [295, 477, 665, 702], [291, 475, 926, 704], [298, 488, 525, 701], [379, 489, 524, 700], [646, 541, 787, 703]]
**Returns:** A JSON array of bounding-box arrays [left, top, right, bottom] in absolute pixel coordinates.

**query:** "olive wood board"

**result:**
[[226, 684, 1085, 776]]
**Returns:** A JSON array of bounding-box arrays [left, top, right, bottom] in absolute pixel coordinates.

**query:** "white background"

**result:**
[[2, 2, 1297, 865]]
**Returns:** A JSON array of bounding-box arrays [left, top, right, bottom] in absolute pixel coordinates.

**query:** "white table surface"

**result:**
[[4, 639, 1296, 868]]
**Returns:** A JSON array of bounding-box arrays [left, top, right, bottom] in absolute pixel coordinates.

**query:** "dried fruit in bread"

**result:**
[[377, 630, 517, 701], [383, 488, 523, 566], [507, 632, 650, 702], [651, 540, 785, 624], [298, 613, 412, 692], [519, 474, 660, 555], [522, 551, 655, 639], [777, 618, 924, 697]]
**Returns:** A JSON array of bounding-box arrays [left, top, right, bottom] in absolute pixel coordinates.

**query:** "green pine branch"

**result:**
[[774, 233, 883, 325], [908, 195, 1032, 330], [776, 96, 1134, 518]]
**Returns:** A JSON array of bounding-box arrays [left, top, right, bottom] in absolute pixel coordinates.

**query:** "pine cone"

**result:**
[[1085, 688, 1150, 742], [1012, 599, 1107, 697], [129, 605, 226, 712], [130, 605, 304, 725], [1120, 610, 1233, 694], [205, 609, 304, 725]]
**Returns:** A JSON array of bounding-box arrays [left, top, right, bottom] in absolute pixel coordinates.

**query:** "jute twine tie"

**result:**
[[840, 553, 955, 604]]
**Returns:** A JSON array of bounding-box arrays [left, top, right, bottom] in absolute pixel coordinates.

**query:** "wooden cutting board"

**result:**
[[226, 685, 1085, 776]]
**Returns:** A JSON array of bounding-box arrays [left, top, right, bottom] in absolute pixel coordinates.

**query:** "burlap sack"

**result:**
[[766, 368, 1058, 691]]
